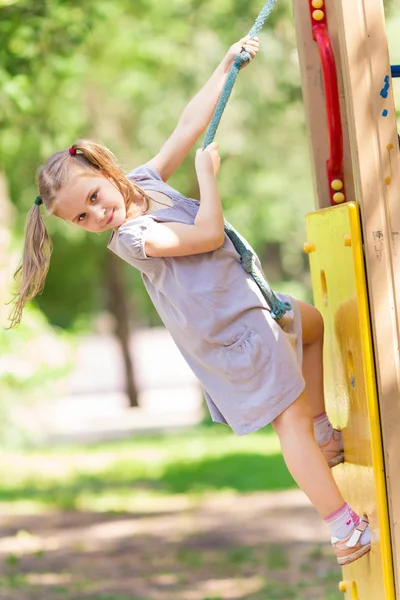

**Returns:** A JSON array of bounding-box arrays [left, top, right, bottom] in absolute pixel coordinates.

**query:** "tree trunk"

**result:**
[[106, 252, 139, 408]]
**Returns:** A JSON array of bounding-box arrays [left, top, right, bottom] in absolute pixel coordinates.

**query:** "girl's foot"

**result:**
[[319, 429, 344, 467], [331, 516, 371, 565]]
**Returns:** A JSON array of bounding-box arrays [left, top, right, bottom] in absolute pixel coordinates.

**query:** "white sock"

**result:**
[[325, 503, 370, 545], [313, 412, 333, 445]]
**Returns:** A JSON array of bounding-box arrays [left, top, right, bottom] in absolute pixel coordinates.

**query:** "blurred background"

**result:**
[[0, 1, 399, 598]]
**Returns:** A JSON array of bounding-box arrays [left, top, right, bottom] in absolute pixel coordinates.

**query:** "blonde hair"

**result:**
[[8, 139, 149, 329]]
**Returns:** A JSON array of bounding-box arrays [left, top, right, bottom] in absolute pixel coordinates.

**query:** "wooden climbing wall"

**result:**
[[293, 0, 400, 596], [305, 202, 394, 599]]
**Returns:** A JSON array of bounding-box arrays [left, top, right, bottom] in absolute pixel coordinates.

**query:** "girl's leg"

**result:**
[[298, 300, 325, 416], [272, 391, 371, 564], [298, 300, 344, 466], [271, 390, 343, 516]]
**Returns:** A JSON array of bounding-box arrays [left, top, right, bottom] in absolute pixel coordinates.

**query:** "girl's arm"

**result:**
[[145, 143, 223, 257], [149, 36, 259, 182]]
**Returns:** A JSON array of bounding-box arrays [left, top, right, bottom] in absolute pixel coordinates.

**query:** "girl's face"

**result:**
[[55, 171, 132, 232]]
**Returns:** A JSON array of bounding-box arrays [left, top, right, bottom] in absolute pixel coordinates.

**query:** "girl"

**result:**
[[9, 36, 370, 566]]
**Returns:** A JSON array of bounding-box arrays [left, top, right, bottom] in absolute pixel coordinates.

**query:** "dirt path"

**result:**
[[0, 490, 341, 600]]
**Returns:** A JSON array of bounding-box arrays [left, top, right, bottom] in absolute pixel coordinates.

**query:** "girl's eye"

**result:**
[[78, 213, 86, 222], [90, 192, 98, 202]]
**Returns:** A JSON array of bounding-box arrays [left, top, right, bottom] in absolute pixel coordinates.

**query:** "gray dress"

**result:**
[[108, 164, 305, 435]]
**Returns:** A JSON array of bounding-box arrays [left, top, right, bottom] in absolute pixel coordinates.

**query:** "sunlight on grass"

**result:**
[[0, 426, 294, 512]]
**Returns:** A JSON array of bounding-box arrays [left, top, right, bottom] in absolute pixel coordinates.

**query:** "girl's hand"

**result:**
[[224, 36, 259, 70], [195, 142, 221, 176]]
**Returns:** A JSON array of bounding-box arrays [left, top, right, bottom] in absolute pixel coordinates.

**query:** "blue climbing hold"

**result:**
[[380, 76, 390, 99], [391, 65, 400, 78]]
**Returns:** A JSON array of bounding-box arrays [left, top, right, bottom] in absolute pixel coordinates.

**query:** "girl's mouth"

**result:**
[[106, 209, 114, 225]]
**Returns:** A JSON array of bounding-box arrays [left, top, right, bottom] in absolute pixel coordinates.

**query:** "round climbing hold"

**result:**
[[312, 9, 325, 21], [339, 581, 359, 599], [320, 269, 328, 306], [303, 242, 316, 254], [331, 179, 343, 191], [312, 0, 324, 8], [333, 192, 345, 204], [344, 234, 352, 247]]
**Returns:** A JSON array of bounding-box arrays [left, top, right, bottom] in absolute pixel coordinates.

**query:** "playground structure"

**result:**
[[295, 0, 400, 598], [204, 0, 399, 595]]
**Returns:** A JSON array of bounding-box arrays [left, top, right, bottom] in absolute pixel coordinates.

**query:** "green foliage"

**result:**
[[1, 0, 314, 330], [0, 0, 110, 328], [2, 0, 399, 331]]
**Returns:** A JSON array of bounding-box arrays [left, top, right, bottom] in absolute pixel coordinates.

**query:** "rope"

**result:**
[[223, 220, 291, 320], [204, 0, 278, 149], [204, 0, 290, 320]]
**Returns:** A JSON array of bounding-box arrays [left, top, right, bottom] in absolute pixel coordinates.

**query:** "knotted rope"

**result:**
[[204, 0, 291, 321]]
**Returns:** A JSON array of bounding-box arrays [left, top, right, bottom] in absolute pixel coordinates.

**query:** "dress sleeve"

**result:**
[[118, 216, 157, 261], [128, 162, 163, 184]]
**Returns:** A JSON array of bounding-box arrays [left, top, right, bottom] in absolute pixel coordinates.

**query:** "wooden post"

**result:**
[[333, 0, 400, 592]]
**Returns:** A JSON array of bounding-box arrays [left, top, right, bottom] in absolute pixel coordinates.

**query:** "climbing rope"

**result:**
[[204, 0, 291, 321]]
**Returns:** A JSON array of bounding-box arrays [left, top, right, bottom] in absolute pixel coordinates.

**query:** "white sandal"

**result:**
[[331, 516, 371, 565]]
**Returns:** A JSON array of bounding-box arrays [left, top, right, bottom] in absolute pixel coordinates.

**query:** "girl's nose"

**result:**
[[92, 205, 105, 223]]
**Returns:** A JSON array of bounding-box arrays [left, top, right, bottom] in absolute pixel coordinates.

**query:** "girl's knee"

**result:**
[[272, 392, 313, 436], [312, 308, 324, 344], [315, 307, 324, 334], [300, 301, 324, 346]]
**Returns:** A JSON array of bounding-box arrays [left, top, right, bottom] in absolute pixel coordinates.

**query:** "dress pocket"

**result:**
[[217, 328, 271, 383]]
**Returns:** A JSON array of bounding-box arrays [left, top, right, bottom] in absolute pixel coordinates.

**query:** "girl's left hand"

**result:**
[[225, 36, 260, 69]]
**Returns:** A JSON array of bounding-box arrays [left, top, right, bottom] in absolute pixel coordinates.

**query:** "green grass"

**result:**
[[266, 545, 289, 570], [0, 426, 342, 600], [0, 425, 295, 512]]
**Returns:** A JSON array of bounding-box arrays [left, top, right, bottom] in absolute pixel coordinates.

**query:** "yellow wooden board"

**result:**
[[305, 202, 394, 599]]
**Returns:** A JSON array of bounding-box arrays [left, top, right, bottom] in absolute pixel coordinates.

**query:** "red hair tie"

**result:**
[[68, 147, 76, 155]]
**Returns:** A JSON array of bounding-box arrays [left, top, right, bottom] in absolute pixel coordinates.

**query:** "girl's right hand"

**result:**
[[195, 142, 221, 177]]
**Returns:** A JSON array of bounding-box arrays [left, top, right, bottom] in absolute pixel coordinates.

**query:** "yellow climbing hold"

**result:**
[[339, 581, 359, 600], [333, 192, 345, 204], [344, 234, 352, 247], [312, 0, 324, 8], [312, 9, 325, 21], [331, 179, 343, 191], [303, 242, 316, 254]]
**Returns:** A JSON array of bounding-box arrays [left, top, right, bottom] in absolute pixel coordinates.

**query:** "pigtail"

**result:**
[[7, 203, 52, 329]]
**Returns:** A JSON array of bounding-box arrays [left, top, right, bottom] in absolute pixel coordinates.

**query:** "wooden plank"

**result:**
[[333, 0, 400, 594]]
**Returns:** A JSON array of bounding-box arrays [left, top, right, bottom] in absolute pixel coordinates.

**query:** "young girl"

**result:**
[[9, 36, 370, 566]]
